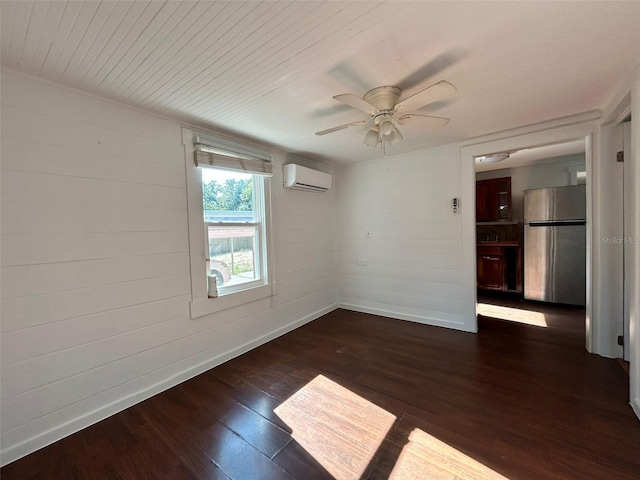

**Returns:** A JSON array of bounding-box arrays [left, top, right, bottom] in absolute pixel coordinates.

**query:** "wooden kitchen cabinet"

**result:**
[[477, 246, 504, 290], [476, 177, 512, 222], [475, 180, 492, 223], [477, 244, 522, 293]]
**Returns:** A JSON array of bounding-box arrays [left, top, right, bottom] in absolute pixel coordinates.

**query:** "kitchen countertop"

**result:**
[[477, 241, 520, 247], [476, 221, 521, 226]]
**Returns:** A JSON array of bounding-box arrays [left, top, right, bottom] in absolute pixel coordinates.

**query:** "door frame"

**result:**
[[622, 75, 640, 419], [623, 121, 632, 362], [460, 115, 598, 353]]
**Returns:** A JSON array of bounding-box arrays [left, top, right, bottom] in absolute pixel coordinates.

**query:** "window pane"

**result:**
[[202, 169, 254, 222], [207, 225, 258, 287]]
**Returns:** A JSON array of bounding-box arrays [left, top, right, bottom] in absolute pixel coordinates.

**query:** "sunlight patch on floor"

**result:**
[[389, 428, 509, 480], [274, 374, 396, 480], [477, 303, 548, 328]]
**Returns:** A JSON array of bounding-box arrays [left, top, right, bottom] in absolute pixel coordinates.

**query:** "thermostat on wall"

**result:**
[[452, 197, 460, 214]]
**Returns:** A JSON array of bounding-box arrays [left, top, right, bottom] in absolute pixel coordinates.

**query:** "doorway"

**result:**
[[473, 141, 587, 336], [459, 118, 597, 349]]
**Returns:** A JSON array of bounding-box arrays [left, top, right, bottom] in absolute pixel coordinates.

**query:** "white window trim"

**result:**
[[182, 128, 275, 319]]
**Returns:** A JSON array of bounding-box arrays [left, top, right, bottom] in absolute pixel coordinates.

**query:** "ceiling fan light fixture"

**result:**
[[378, 119, 402, 145], [379, 119, 395, 138], [388, 127, 403, 146], [363, 126, 380, 147]]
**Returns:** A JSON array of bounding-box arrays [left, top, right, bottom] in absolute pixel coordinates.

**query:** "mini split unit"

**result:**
[[283, 164, 332, 192]]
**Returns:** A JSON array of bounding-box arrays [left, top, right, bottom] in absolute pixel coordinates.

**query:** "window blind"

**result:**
[[193, 134, 272, 176], [194, 149, 272, 176]]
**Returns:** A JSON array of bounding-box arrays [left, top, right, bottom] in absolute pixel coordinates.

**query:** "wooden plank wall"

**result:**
[[337, 145, 470, 331], [0, 71, 338, 465]]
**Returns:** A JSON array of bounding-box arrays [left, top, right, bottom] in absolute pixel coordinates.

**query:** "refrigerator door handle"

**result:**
[[528, 220, 586, 227]]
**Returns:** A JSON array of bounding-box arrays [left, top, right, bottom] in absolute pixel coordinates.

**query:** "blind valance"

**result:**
[[194, 148, 272, 176], [193, 133, 272, 176]]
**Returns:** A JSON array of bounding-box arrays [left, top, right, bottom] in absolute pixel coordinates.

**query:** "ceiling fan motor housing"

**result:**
[[363, 86, 402, 111]]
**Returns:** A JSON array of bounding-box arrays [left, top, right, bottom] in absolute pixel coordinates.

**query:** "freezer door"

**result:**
[[524, 224, 586, 305], [524, 185, 586, 222]]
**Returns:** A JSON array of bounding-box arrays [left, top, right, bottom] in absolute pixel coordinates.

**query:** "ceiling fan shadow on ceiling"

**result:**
[[315, 80, 456, 151]]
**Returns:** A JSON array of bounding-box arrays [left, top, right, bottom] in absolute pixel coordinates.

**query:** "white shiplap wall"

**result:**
[[337, 145, 471, 331], [0, 70, 337, 465]]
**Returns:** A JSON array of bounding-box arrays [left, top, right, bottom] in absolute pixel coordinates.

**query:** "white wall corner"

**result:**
[[591, 123, 625, 358], [628, 73, 640, 420], [460, 145, 479, 333], [601, 64, 637, 124]]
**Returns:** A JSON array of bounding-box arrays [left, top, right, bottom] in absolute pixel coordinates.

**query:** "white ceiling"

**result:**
[[2, 1, 639, 165]]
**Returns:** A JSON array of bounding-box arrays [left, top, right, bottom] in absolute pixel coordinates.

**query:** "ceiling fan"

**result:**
[[315, 80, 456, 148]]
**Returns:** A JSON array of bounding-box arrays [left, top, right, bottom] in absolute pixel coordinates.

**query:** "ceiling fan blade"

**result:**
[[333, 94, 378, 115], [395, 81, 456, 112], [309, 103, 353, 119], [364, 116, 376, 129], [397, 114, 450, 128], [315, 120, 368, 136], [329, 61, 375, 93], [395, 51, 460, 91]]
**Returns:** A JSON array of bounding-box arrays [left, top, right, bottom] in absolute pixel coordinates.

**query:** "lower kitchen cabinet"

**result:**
[[477, 246, 504, 290], [477, 244, 522, 293]]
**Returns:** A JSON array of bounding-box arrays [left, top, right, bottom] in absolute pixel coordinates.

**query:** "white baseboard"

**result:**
[[1, 303, 338, 467], [338, 303, 473, 332]]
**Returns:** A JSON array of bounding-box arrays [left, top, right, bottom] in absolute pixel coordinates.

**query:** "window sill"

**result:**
[[190, 283, 272, 319]]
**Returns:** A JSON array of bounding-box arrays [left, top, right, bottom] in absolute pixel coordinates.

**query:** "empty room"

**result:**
[[1, 1, 640, 479]]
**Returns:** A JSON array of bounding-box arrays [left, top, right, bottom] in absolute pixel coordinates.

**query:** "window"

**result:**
[[183, 128, 273, 318], [203, 168, 266, 292]]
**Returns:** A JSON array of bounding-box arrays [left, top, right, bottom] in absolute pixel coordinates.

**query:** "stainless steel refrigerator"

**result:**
[[524, 185, 586, 306]]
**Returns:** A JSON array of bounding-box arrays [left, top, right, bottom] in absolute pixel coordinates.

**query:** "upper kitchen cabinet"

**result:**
[[476, 177, 512, 222]]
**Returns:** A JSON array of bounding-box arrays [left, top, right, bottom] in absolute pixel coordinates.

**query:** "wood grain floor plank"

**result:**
[[225, 381, 292, 431], [271, 440, 335, 480], [220, 402, 291, 459], [201, 422, 296, 480]]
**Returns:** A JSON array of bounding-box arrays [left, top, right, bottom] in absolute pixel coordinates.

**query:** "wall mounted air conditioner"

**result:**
[[283, 164, 332, 192]]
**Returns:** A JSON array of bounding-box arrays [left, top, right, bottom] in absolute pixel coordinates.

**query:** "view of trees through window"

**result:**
[[202, 177, 253, 212]]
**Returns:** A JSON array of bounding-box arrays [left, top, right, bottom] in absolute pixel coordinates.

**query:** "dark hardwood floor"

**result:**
[[477, 292, 586, 335], [3, 306, 639, 479]]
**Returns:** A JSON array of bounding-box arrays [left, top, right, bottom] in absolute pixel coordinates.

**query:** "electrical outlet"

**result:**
[[357, 259, 367, 266]]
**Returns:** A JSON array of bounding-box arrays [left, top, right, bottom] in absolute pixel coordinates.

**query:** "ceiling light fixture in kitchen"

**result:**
[[476, 153, 510, 163]]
